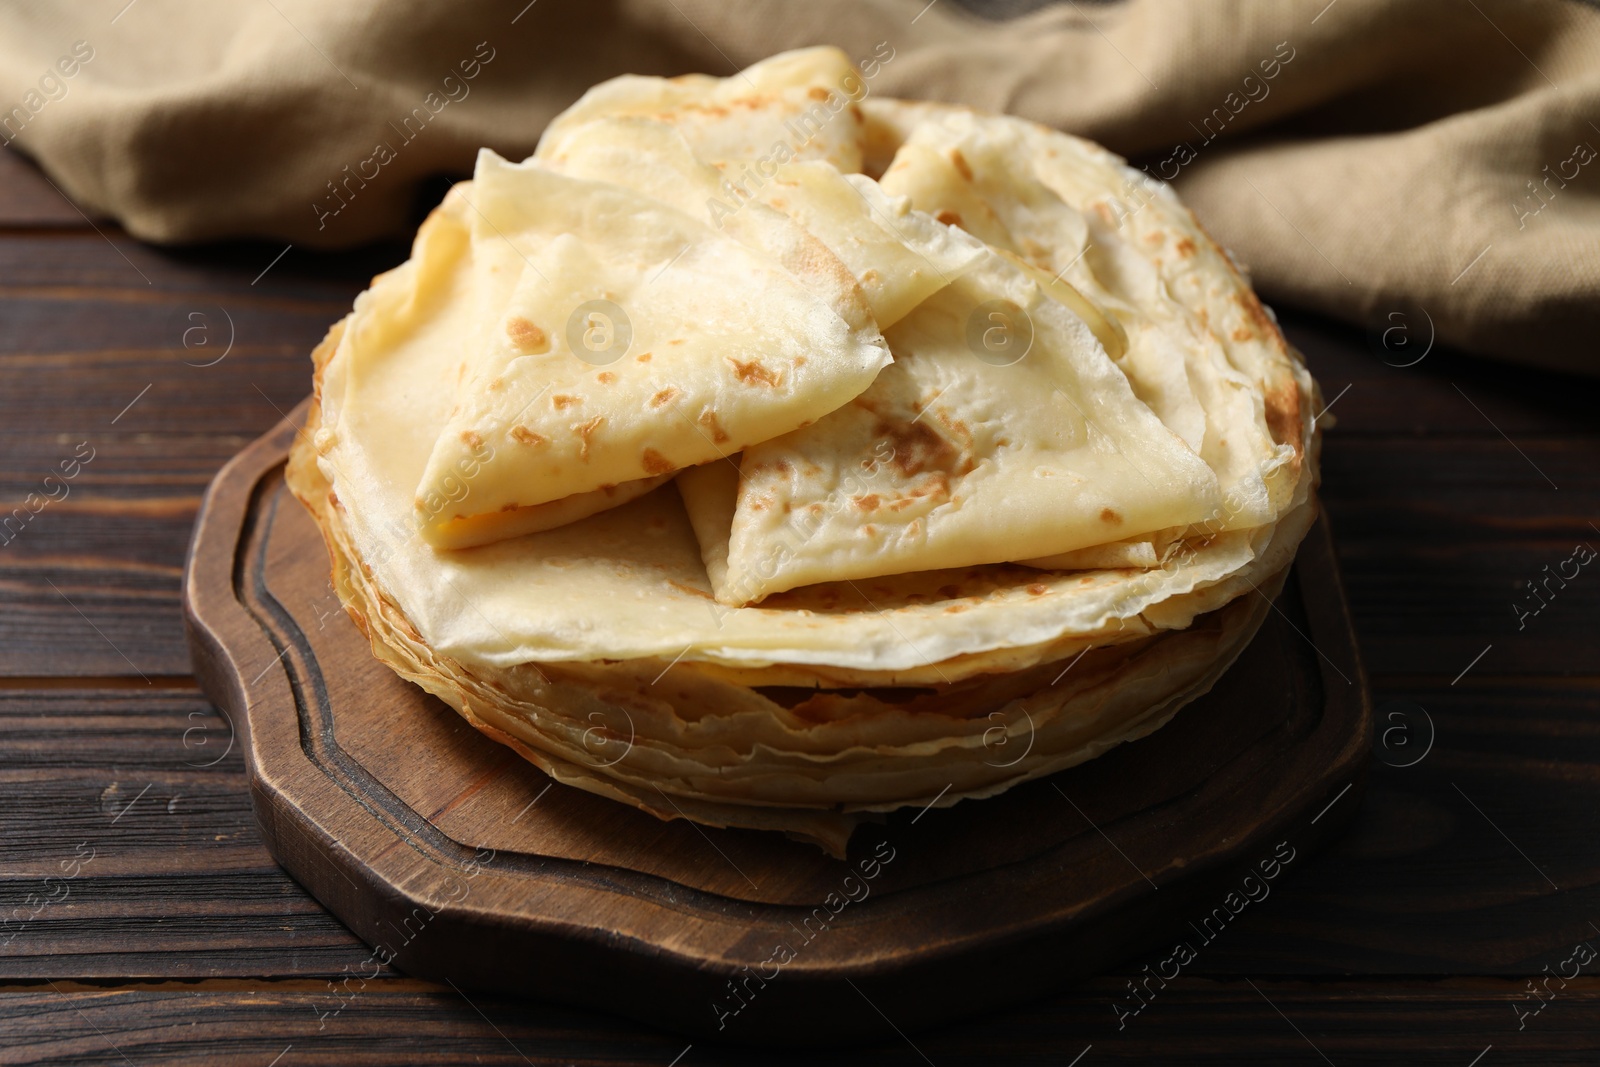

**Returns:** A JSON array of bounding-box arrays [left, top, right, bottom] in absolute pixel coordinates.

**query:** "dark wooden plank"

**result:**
[[0, 228, 385, 677], [1165, 677, 1600, 975], [0, 228, 405, 302], [0, 556, 193, 680], [0, 234, 393, 435], [0, 254, 378, 363], [1319, 438, 1599, 678], [1, 977, 1594, 1065], [0, 148, 94, 227], [1282, 307, 1600, 439], [0, 687, 380, 978]]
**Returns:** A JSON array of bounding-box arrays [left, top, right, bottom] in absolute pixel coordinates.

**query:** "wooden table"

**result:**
[[1, 143, 1597, 1066]]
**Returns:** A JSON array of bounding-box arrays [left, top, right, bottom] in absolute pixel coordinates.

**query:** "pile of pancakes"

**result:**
[[288, 47, 1322, 856]]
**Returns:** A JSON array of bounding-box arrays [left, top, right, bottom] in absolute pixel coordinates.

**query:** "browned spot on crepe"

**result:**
[[1232, 288, 1281, 344], [699, 408, 730, 443], [728, 357, 781, 387], [572, 415, 604, 460], [510, 426, 546, 447], [506, 316, 548, 352], [881, 418, 972, 479], [1263, 381, 1302, 449]]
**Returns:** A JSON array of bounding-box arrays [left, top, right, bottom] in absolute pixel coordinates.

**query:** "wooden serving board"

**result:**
[[183, 403, 1371, 1043]]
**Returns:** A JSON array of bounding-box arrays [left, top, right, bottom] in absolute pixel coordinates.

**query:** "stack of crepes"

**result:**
[[287, 47, 1323, 856]]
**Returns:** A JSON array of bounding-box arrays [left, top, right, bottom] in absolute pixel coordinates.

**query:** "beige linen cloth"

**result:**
[[1, 0, 1596, 373]]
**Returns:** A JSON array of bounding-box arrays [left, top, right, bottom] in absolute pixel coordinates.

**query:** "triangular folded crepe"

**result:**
[[412, 149, 890, 548], [538, 116, 987, 331], [539, 46, 869, 174], [681, 251, 1224, 605], [879, 111, 1294, 532]]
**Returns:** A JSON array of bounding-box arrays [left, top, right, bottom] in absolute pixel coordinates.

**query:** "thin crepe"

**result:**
[[538, 116, 987, 332], [538, 46, 870, 175], [412, 150, 889, 547], [875, 104, 1306, 534], [687, 249, 1224, 604]]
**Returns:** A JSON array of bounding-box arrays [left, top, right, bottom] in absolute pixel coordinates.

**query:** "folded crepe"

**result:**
[[681, 248, 1225, 605], [289, 47, 1322, 856], [413, 147, 889, 549]]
